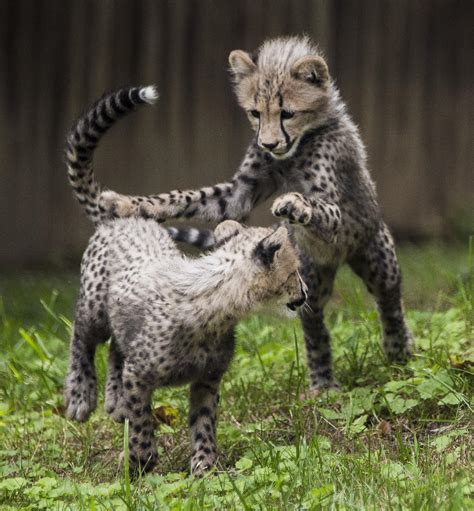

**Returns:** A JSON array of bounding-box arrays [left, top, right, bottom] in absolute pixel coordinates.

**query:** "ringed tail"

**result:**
[[165, 226, 216, 250], [65, 85, 159, 224]]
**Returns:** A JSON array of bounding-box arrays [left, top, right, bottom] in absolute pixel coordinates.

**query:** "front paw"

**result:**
[[272, 193, 312, 225], [191, 450, 217, 477], [99, 191, 138, 219], [64, 374, 97, 422]]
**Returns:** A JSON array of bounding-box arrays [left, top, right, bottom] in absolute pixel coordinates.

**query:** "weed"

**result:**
[[0, 243, 472, 509]]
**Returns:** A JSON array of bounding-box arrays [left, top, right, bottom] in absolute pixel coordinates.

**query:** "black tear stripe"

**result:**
[[280, 115, 291, 147]]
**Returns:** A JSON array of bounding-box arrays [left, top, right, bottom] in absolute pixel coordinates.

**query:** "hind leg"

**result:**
[[105, 337, 125, 421], [117, 359, 157, 474], [349, 223, 413, 362], [299, 262, 338, 390], [64, 290, 110, 421], [64, 321, 108, 421]]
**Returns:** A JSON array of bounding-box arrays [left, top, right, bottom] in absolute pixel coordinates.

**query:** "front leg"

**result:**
[[99, 144, 278, 223], [189, 380, 220, 476], [272, 192, 341, 243]]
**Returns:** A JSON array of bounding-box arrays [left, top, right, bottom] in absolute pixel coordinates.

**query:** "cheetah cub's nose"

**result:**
[[286, 297, 305, 311], [286, 277, 308, 311], [261, 141, 279, 151]]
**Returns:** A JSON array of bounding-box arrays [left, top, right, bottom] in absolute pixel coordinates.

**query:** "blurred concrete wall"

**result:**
[[0, 0, 472, 267]]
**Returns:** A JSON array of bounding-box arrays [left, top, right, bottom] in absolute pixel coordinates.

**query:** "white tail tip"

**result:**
[[140, 85, 159, 104]]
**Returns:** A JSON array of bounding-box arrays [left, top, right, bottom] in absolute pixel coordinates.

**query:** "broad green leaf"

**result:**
[[0, 477, 27, 492], [311, 483, 334, 499], [439, 392, 464, 405], [235, 457, 253, 471], [319, 408, 342, 420]]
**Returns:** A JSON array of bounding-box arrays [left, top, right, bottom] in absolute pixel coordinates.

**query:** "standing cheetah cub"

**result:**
[[63, 86, 306, 474], [100, 36, 413, 391]]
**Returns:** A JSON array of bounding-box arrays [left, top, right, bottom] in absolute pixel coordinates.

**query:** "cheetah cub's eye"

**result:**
[[250, 110, 260, 118], [281, 110, 295, 119]]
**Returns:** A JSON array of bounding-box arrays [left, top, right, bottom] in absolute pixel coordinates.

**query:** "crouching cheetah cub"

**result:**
[[63, 86, 306, 474]]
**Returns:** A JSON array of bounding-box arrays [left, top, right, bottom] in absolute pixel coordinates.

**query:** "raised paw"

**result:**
[[99, 191, 138, 219], [272, 193, 312, 225], [64, 373, 97, 422], [191, 449, 217, 477]]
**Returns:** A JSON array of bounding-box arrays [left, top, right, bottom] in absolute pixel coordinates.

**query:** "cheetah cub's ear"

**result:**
[[254, 226, 289, 267], [214, 220, 244, 244], [229, 50, 257, 78], [291, 55, 329, 86]]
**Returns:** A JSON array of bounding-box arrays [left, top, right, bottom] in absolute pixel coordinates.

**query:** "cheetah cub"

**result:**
[[99, 36, 413, 391], [63, 86, 306, 475]]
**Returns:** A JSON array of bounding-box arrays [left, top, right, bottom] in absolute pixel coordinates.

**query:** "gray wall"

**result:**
[[0, 0, 472, 267]]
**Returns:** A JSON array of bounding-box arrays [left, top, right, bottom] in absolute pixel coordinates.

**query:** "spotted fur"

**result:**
[[64, 90, 306, 475], [99, 36, 413, 389]]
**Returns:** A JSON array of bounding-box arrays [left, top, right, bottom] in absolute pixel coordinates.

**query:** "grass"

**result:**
[[0, 241, 472, 510]]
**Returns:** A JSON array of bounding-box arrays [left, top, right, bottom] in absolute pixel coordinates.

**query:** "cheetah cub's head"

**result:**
[[229, 36, 333, 159], [216, 220, 307, 316]]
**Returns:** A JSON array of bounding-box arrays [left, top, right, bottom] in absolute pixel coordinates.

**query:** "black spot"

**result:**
[[189, 413, 198, 427]]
